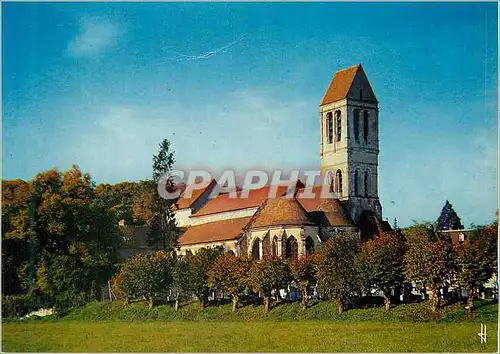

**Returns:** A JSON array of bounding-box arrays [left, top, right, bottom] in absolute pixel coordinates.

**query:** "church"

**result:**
[[173, 64, 390, 258]]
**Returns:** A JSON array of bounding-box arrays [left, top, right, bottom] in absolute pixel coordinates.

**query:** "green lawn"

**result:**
[[2, 321, 498, 352]]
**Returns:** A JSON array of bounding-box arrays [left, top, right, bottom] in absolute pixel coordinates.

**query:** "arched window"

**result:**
[[326, 112, 333, 144], [354, 170, 359, 196], [335, 110, 341, 142], [185, 250, 193, 256], [272, 236, 278, 257], [286, 236, 298, 260], [252, 239, 261, 260], [353, 109, 360, 141], [227, 250, 235, 256], [335, 169, 343, 196], [363, 111, 369, 142], [305, 237, 315, 255], [364, 171, 369, 197]]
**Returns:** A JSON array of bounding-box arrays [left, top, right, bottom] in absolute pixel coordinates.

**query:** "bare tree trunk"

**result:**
[[384, 292, 391, 311], [467, 285, 476, 313], [263, 296, 270, 313], [174, 291, 179, 312], [403, 283, 411, 303], [232, 295, 239, 312], [429, 288, 440, 312], [199, 298, 206, 310], [148, 296, 154, 309], [301, 286, 308, 310], [337, 298, 344, 314]]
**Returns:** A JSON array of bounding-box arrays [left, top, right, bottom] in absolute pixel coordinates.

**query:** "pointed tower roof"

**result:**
[[321, 64, 378, 106], [247, 196, 315, 229]]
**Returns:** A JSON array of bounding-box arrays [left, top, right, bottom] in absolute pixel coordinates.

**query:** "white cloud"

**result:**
[[67, 17, 119, 58], [61, 90, 317, 183]]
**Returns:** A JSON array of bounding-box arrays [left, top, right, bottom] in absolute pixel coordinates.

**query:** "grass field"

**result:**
[[2, 300, 498, 352], [2, 321, 498, 352]]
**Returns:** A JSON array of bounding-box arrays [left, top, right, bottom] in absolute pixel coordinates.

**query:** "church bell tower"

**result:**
[[319, 64, 382, 224]]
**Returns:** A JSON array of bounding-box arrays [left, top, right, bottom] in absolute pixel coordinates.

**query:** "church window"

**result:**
[[326, 113, 333, 144], [360, 89, 363, 101], [354, 170, 359, 196], [335, 169, 343, 196], [185, 250, 193, 256], [335, 110, 341, 142], [353, 109, 360, 141], [286, 236, 298, 260], [305, 236, 315, 255], [252, 239, 261, 260], [364, 171, 369, 197], [272, 236, 278, 257], [363, 111, 369, 142]]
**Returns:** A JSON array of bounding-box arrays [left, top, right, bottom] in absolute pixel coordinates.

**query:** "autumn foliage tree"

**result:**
[[171, 253, 193, 311], [289, 254, 317, 310], [185, 247, 224, 310], [248, 257, 290, 313], [2, 166, 122, 312], [359, 232, 406, 310], [315, 232, 358, 314], [119, 251, 174, 308], [404, 226, 446, 312], [453, 223, 498, 312], [209, 253, 252, 312]]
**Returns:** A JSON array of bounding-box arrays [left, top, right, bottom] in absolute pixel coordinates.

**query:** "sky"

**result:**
[[2, 2, 498, 227]]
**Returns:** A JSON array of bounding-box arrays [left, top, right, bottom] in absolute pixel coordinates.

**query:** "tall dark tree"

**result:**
[[436, 200, 463, 231], [147, 139, 179, 250]]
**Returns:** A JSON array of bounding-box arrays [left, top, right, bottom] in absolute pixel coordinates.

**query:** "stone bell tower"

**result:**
[[319, 64, 382, 224]]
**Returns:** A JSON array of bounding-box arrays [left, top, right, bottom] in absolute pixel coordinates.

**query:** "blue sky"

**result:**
[[3, 2, 498, 227]]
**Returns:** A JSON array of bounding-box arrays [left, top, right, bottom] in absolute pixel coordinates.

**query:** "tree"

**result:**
[[172, 253, 192, 311], [315, 232, 358, 314], [209, 253, 252, 312], [186, 247, 224, 310], [359, 232, 406, 310], [2, 166, 122, 311], [453, 223, 498, 312], [148, 139, 178, 250], [436, 200, 463, 231], [119, 251, 174, 308], [289, 254, 317, 310], [248, 257, 290, 314], [95, 182, 144, 225], [403, 226, 446, 312]]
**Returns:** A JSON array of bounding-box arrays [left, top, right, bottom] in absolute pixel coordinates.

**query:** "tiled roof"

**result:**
[[440, 229, 474, 245], [320, 64, 360, 106], [174, 179, 216, 210], [247, 196, 315, 229], [193, 185, 298, 217], [296, 185, 352, 226], [178, 216, 252, 246]]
